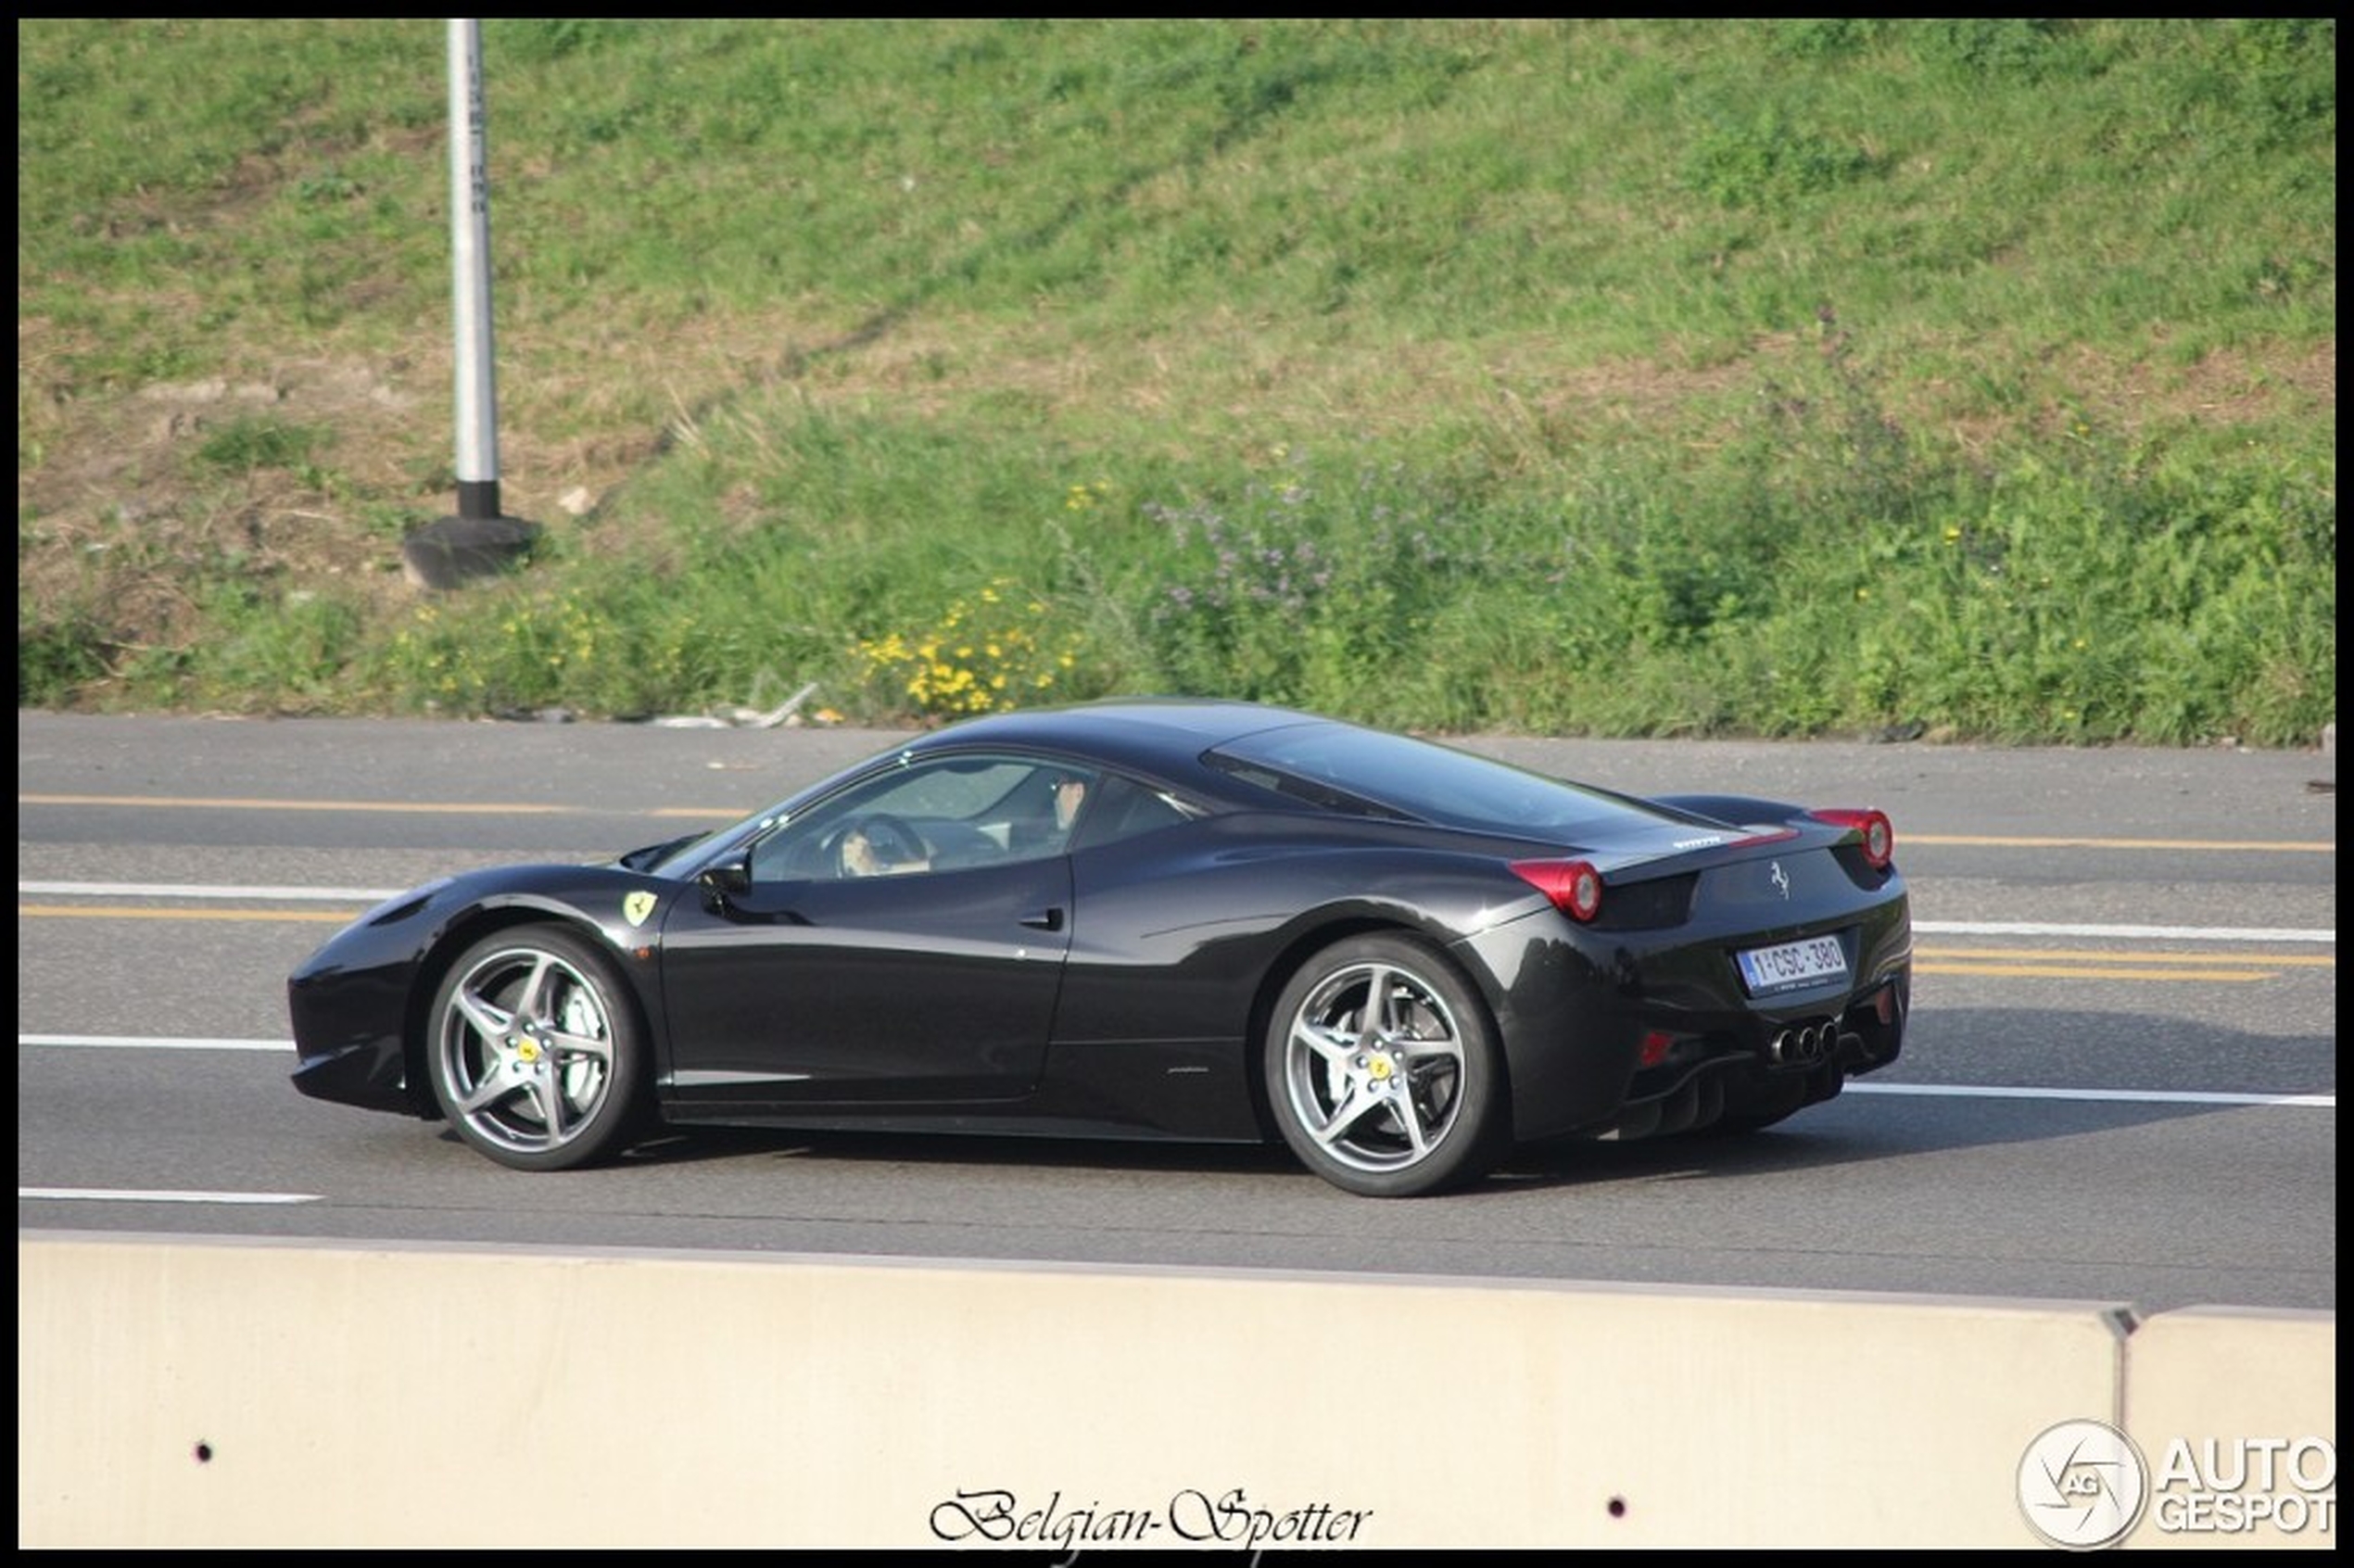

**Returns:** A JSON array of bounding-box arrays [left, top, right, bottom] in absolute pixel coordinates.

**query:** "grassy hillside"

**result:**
[[17, 19, 2336, 743]]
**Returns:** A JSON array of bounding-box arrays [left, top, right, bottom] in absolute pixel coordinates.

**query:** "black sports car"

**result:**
[[288, 699, 1911, 1196]]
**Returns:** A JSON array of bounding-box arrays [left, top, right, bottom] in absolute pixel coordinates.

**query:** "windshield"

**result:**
[[1206, 721, 1698, 838]]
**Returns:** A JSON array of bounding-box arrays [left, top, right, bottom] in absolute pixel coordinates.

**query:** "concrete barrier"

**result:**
[[2123, 1309, 2337, 1550], [15, 1233, 2333, 1548]]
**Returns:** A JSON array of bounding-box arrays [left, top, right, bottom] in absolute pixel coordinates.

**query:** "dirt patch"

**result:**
[[17, 307, 2335, 700]]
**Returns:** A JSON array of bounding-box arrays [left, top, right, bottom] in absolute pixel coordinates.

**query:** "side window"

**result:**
[[998, 765, 1097, 862], [744, 755, 1108, 882], [1068, 773, 1206, 853]]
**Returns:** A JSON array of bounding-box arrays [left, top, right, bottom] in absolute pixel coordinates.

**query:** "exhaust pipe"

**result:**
[[1768, 1021, 1831, 1066]]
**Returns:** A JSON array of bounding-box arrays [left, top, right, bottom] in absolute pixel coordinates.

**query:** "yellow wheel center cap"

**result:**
[[1368, 1053, 1395, 1081], [515, 1038, 541, 1064]]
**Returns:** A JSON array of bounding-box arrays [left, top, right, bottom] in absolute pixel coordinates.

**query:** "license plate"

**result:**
[[1736, 934, 1849, 995]]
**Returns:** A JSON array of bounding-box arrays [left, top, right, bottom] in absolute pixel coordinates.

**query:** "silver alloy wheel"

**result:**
[[434, 938, 621, 1159], [1279, 957, 1469, 1174]]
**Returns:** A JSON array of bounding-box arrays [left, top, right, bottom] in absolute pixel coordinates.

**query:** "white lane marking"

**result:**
[[1846, 1082, 2334, 1108], [19, 1187, 320, 1204], [1914, 920, 2335, 943], [15, 1034, 2334, 1109], [20, 1034, 290, 1052]]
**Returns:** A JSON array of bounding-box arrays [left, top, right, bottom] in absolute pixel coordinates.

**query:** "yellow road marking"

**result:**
[[18, 797, 2335, 850], [1905, 833, 2331, 853], [18, 792, 739, 819], [1916, 963, 2272, 981], [18, 904, 361, 923]]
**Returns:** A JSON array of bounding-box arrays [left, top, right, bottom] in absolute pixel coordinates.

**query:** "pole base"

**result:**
[[401, 513, 540, 590]]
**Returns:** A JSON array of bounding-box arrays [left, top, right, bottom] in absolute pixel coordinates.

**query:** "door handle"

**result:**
[[1020, 906, 1065, 932]]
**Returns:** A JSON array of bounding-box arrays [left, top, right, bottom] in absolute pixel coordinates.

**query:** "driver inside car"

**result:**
[[839, 819, 930, 878], [1051, 773, 1087, 834]]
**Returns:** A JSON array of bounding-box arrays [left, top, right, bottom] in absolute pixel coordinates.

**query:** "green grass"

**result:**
[[17, 19, 2336, 744]]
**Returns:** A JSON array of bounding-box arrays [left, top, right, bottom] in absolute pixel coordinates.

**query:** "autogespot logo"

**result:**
[[2019, 1420, 2149, 1549]]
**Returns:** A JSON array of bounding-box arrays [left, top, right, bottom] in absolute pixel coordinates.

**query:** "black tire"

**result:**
[[1263, 933, 1512, 1197], [425, 924, 651, 1171]]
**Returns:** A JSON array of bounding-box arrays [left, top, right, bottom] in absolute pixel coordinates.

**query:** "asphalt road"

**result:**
[[16, 710, 2337, 1315]]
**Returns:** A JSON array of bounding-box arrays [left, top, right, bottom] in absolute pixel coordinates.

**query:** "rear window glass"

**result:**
[[1206, 721, 1686, 837]]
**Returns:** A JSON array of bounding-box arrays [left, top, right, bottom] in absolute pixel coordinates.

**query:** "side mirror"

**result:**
[[698, 852, 752, 906]]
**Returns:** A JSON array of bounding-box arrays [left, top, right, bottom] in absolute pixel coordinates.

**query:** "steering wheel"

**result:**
[[835, 812, 927, 877]]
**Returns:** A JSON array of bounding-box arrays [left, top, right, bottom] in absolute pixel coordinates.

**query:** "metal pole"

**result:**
[[404, 19, 537, 589], [448, 17, 500, 521]]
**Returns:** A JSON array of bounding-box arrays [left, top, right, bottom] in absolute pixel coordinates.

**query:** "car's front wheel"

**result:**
[[426, 924, 650, 1170], [1264, 933, 1511, 1196]]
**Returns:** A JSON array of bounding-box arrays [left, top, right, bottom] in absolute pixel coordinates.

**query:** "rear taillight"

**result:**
[[1809, 808, 1893, 870], [1512, 858, 1604, 922]]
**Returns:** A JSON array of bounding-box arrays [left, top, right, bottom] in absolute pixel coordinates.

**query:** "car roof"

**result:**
[[905, 698, 1327, 781]]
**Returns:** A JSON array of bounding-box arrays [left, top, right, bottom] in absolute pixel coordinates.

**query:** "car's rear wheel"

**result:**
[[426, 924, 649, 1170], [1265, 933, 1511, 1197]]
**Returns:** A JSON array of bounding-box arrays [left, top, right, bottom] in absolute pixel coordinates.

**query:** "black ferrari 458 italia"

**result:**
[[288, 698, 1912, 1196]]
